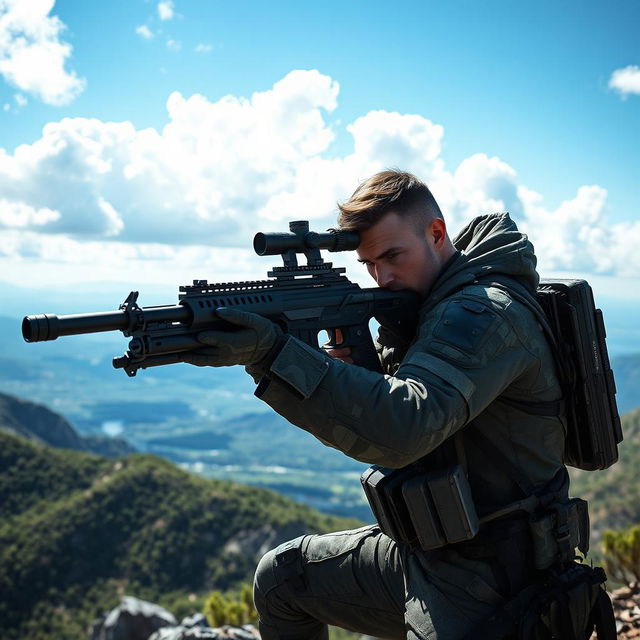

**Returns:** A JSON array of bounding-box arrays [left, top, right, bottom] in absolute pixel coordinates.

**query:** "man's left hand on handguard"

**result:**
[[183, 307, 282, 367]]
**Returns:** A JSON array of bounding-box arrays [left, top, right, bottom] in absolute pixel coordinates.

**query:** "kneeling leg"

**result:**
[[253, 525, 406, 640]]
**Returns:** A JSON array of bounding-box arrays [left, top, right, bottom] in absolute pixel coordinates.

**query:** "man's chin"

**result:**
[[386, 284, 417, 293]]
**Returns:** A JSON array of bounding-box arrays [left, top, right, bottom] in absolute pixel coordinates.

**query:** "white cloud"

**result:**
[[166, 39, 181, 51], [0, 68, 637, 286], [195, 43, 212, 54], [0, 199, 60, 227], [0, 71, 342, 245], [609, 65, 640, 98], [0, 0, 85, 105], [135, 24, 154, 40], [157, 1, 175, 21], [0, 228, 267, 288]]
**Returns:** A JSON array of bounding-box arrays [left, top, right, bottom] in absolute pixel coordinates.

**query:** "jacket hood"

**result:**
[[426, 212, 539, 309]]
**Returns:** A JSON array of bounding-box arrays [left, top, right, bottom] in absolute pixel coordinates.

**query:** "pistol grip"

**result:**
[[331, 325, 382, 373]]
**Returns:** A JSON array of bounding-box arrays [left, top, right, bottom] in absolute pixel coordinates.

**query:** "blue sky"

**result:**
[[2, 0, 637, 220], [0, 0, 639, 349]]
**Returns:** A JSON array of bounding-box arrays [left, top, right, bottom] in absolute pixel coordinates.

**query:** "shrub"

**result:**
[[602, 523, 640, 585]]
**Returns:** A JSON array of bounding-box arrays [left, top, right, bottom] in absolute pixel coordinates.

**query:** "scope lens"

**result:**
[[22, 317, 34, 342], [253, 233, 267, 256]]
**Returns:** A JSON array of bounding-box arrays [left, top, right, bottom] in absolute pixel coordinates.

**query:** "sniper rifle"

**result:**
[[22, 220, 420, 377]]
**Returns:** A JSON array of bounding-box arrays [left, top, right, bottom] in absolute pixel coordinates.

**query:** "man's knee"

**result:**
[[253, 546, 277, 617], [253, 536, 306, 619]]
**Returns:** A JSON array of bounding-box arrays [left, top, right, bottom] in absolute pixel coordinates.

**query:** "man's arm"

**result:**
[[246, 288, 551, 468]]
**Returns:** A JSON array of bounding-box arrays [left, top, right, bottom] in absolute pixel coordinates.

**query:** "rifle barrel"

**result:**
[[22, 305, 190, 342]]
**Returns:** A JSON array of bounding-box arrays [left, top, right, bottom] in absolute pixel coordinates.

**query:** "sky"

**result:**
[[0, 0, 639, 349]]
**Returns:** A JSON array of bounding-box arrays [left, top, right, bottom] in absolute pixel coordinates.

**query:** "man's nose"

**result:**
[[374, 265, 393, 288]]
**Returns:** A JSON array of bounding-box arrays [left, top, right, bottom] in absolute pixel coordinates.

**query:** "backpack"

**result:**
[[489, 278, 623, 471]]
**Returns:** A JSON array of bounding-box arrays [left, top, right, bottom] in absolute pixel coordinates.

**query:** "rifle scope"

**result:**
[[253, 220, 360, 256]]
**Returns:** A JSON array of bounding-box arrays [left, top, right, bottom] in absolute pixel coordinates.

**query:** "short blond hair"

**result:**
[[337, 170, 443, 231]]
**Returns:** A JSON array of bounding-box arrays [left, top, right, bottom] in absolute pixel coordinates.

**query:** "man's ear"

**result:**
[[428, 218, 447, 248]]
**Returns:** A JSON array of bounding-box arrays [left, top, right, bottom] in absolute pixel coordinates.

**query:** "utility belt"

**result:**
[[361, 427, 590, 567], [360, 461, 589, 569], [360, 430, 617, 638]]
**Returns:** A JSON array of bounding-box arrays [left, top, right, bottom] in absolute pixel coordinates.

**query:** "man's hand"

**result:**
[[183, 308, 282, 367], [322, 328, 354, 364]]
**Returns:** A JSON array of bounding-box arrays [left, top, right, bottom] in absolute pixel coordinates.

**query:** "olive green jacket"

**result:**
[[248, 213, 567, 512]]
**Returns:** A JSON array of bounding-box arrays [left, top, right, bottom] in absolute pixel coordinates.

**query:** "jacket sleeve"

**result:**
[[249, 290, 543, 468]]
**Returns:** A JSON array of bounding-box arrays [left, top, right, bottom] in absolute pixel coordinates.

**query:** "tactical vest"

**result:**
[[361, 276, 621, 639]]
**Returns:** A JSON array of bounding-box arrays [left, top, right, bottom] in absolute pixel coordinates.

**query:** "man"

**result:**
[[185, 171, 568, 639]]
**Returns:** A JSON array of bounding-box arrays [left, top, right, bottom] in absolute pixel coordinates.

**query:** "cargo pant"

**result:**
[[253, 523, 533, 640]]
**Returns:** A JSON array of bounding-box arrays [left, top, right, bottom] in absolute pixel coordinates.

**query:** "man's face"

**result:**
[[356, 211, 444, 297]]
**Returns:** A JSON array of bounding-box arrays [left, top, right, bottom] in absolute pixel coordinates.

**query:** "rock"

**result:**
[[147, 627, 218, 639], [91, 596, 177, 640], [219, 627, 260, 639], [593, 583, 640, 640], [148, 625, 259, 639], [180, 613, 208, 628]]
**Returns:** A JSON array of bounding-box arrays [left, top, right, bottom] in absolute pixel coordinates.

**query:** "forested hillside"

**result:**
[[0, 432, 360, 640], [570, 407, 640, 542]]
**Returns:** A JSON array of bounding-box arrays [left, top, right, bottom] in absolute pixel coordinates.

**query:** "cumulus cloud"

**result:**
[[609, 65, 640, 98], [0, 199, 59, 227], [135, 25, 154, 40], [0, 68, 637, 283], [0, 227, 265, 286], [157, 1, 175, 21], [0, 0, 85, 105], [0, 70, 342, 244]]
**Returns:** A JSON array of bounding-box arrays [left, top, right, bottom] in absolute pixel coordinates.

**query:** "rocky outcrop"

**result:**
[[90, 596, 177, 640], [94, 589, 640, 640], [149, 625, 259, 639], [90, 597, 258, 640], [610, 584, 640, 639], [89, 596, 386, 640]]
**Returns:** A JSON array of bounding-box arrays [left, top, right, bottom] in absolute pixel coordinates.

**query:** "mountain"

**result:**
[[0, 391, 136, 457], [611, 352, 640, 415], [569, 407, 640, 544], [0, 431, 360, 640]]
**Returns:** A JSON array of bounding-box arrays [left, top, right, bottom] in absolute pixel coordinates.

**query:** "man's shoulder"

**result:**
[[418, 279, 542, 348], [428, 280, 524, 316]]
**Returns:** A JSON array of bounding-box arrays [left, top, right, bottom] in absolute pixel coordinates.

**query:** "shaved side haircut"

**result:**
[[337, 170, 443, 233]]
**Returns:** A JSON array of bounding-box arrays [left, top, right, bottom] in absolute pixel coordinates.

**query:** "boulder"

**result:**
[[91, 596, 177, 640]]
